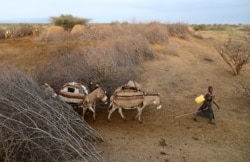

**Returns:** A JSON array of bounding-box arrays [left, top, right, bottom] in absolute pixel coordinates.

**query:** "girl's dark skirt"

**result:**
[[197, 102, 215, 119]]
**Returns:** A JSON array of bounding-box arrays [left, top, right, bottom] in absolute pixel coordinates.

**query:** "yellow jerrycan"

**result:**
[[195, 95, 205, 104]]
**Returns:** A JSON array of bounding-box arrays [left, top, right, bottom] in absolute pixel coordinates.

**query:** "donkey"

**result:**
[[42, 83, 58, 98], [108, 93, 162, 123], [58, 82, 89, 106], [108, 80, 142, 111], [81, 87, 108, 121]]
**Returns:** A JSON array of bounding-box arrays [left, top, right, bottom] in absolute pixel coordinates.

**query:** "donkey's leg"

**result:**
[[137, 107, 145, 123], [82, 107, 87, 120], [108, 106, 117, 121], [118, 108, 126, 120], [108, 101, 113, 112], [89, 106, 95, 121], [134, 107, 140, 120], [92, 102, 96, 110]]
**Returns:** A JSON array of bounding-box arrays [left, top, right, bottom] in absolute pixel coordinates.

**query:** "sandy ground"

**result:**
[[1, 33, 249, 162], [85, 36, 250, 162]]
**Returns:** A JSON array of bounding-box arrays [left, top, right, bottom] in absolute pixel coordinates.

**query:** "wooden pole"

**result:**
[[174, 112, 197, 118]]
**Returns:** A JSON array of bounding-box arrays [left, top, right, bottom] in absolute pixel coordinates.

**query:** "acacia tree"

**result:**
[[50, 14, 91, 31], [215, 37, 250, 75]]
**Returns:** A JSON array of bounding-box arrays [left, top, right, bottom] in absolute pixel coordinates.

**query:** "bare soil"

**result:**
[[0, 34, 249, 162]]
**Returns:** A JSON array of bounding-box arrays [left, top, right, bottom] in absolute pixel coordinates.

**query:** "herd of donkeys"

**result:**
[[43, 80, 162, 123]]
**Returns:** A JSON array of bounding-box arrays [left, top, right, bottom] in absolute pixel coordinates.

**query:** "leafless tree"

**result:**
[[215, 37, 250, 75]]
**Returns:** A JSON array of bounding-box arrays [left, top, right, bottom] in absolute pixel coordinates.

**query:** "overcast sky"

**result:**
[[0, 0, 249, 24]]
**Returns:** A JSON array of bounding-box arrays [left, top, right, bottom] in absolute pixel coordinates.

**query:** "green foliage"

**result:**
[[50, 14, 91, 31]]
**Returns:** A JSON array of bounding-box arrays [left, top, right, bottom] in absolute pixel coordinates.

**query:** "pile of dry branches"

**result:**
[[0, 66, 103, 162]]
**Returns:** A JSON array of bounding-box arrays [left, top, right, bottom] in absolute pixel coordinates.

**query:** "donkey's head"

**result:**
[[151, 94, 162, 110], [43, 83, 57, 98], [97, 87, 108, 104]]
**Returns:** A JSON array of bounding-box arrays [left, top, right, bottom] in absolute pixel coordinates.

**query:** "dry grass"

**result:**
[[34, 22, 171, 45], [33, 26, 158, 99], [36, 26, 69, 42], [0, 24, 33, 38], [34, 24, 156, 95], [0, 29, 5, 39], [167, 23, 190, 40], [71, 24, 85, 34], [140, 22, 169, 44]]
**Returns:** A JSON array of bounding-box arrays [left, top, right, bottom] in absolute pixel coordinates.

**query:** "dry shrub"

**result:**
[[239, 25, 250, 32], [109, 35, 155, 66], [35, 47, 140, 96], [71, 24, 85, 34], [215, 37, 250, 75], [34, 36, 153, 95], [70, 25, 102, 41], [36, 26, 69, 42], [30, 25, 45, 38], [0, 28, 5, 39], [78, 33, 155, 75], [141, 22, 169, 44], [0, 65, 103, 162], [72, 24, 122, 41], [76, 40, 144, 95], [166, 23, 190, 40], [63, 22, 170, 45], [12, 24, 33, 37], [70, 23, 145, 42], [34, 24, 156, 95], [34, 53, 95, 92]]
